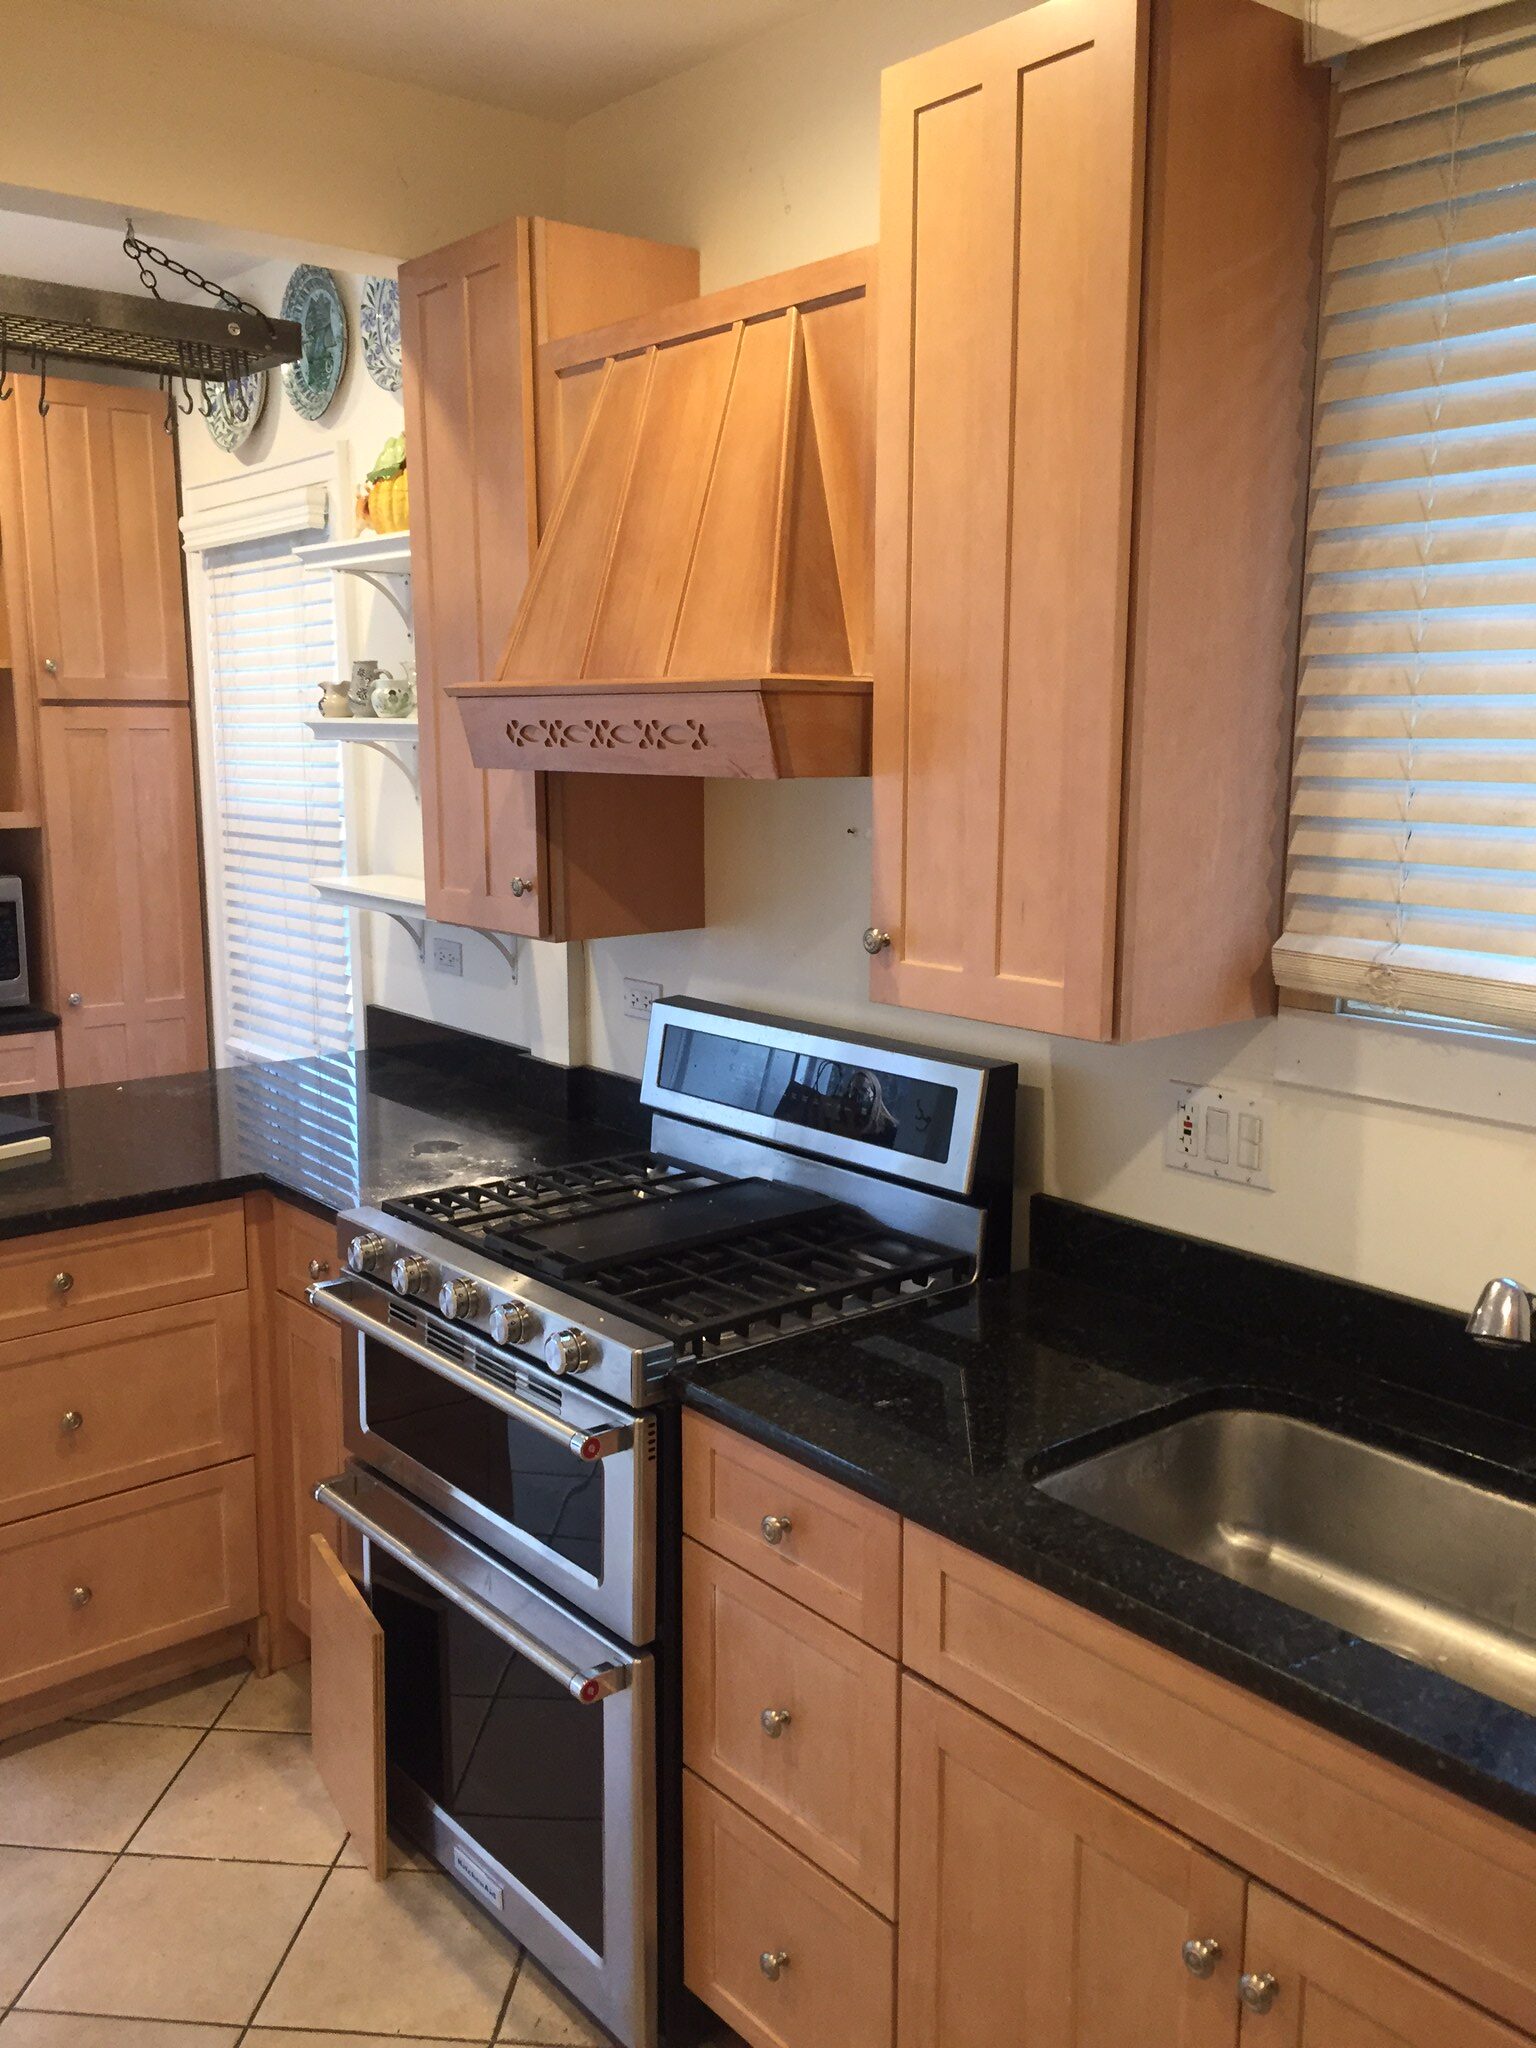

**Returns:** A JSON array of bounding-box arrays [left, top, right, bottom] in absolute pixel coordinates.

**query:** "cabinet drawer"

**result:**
[[683, 1772, 893, 2048], [0, 1202, 246, 1343], [682, 1413, 902, 1653], [0, 1294, 253, 1524], [0, 1030, 59, 1097], [683, 1539, 898, 1913], [273, 1199, 339, 1306], [0, 1460, 259, 1706]]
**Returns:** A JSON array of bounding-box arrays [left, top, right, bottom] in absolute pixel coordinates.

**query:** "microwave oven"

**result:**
[[0, 877, 29, 1008]]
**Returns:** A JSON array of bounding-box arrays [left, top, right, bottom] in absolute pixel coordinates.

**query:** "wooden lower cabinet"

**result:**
[[1239, 1890, 1530, 2048], [270, 1287, 347, 1638], [900, 1675, 1244, 2048], [0, 1029, 59, 1096]]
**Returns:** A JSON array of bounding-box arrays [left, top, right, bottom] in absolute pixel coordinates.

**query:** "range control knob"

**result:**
[[390, 1254, 436, 1300], [347, 1232, 389, 1277], [437, 1276, 484, 1322], [490, 1300, 537, 1348], [545, 1328, 595, 1377]]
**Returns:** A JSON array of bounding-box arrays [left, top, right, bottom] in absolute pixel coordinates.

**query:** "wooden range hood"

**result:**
[[447, 250, 873, 779]]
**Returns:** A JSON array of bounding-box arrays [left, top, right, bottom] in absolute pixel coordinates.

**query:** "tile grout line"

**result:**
[[230, 1826, 350, 2046]]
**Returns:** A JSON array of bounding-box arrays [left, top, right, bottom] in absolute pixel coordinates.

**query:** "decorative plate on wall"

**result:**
[[203, 370, 268, 453], [360, 276, 402, 393], [279, 265, 348, 420]]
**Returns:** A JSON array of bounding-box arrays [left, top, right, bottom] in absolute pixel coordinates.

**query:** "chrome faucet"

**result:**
[[1466, 1278, 1534, 1348]]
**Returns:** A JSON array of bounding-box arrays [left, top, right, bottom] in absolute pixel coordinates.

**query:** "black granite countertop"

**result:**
[[683, 1199, 1536, 1834], [0, 1045, 635, 1239]]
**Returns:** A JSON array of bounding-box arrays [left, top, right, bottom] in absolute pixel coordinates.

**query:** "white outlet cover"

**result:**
[[622, 978, 662, 1022], [1164, 1082, 1274, 1191], [430, 936, 464, 977]]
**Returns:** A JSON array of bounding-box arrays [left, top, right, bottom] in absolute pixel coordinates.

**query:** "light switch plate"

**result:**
[[1165, 1083, 1274, 1191]]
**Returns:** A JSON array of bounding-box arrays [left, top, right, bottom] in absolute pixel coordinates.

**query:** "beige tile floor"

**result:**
[[0, 1662, 616, 2048]]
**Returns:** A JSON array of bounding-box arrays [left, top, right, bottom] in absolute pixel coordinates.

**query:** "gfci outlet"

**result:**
[[622, 978, 662, 1023], [430, 936, 463, 978], [1165, 1083, 1274, 1191]]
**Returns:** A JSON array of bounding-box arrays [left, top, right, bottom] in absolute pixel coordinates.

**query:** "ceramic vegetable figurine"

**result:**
[[357, 433, 408, 533]]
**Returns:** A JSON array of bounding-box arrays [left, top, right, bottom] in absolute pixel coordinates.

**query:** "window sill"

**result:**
[[1273, 1004, 1536, 1133]]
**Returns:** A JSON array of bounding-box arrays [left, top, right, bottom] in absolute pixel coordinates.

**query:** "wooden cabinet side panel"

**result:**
[[1116, 0, 1326, 1039], [0, 397, 41, 820], [899, 1675, 1244, 2048], [870, 1, 1145, 1039], [272, 1289, 347, 1637], [903, 1524, 1536, 2035]]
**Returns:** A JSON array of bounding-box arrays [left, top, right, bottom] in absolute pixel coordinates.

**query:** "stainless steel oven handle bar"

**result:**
[[314, 1480, 630, 1704], [307, 1278, 632, 1465]]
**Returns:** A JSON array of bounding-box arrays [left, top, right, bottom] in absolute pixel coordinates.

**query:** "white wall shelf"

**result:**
[[294, 530, 413, 633], [304, 715, 419, 794], [310, 869, 517, 975]]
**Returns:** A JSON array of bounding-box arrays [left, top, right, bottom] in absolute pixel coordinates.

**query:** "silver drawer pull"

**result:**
[[51, 1271, 74, 1295], [307, 1278, 631, 1464], [759, 1950, 789, 1983], [761, 1514, 792, 1546], [308, 1257, 330, 1281], [1239, 1973, 1279, 2016], [760, 1707, 791, 1739], [70, 1585, 92, 1608], [60, 1410, 83, 1433], [1181, 1937, 1221, 1979]]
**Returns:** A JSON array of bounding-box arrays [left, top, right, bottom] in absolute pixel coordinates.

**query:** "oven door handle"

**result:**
[[315, 1478, 631, 1703], [306, 1277, 632, 1464]]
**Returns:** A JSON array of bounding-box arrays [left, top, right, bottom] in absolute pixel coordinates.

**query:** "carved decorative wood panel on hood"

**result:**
[[448, 250, 874, 779]]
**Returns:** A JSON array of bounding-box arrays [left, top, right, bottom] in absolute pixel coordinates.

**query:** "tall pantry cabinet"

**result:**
[[0, 376, 208, 1084], [869, 0, 1326, 1041]]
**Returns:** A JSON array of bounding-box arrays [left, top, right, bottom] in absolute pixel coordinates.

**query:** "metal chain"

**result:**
[[122, 220, 272, 334]]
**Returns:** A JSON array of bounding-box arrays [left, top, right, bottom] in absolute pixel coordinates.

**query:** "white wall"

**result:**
[[177, 258, 577, 1059], [556, 0, 1536, 1316]]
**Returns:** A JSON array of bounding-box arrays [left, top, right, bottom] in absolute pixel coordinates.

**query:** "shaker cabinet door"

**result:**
[[38, 703, 208, 1086], [870, 0, 1145, 1038], [899, 1675, 1245, 2048], [271, 1290, 347, 1639], [14, 376, 189, 704]]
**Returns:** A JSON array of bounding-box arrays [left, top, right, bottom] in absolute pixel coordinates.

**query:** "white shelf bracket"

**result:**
[[349, 566, 414, 637], [352, 731, 420, 796], [384, 911, 427, 960], [475, 930, 521, 976]]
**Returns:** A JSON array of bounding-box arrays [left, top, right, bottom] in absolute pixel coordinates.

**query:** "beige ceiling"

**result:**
[[89, 0, 820, 122]]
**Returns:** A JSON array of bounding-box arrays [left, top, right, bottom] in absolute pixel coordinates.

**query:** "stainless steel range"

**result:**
[[308, 999, 1015, 2048]]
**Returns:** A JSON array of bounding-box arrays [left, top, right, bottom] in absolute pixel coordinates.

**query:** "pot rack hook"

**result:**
[[0, 322, 11, 402], [199, 381, 215, 418], [161, 373, 175, 436], [36, 350, 48, 418], [178, 377, 194, 417]]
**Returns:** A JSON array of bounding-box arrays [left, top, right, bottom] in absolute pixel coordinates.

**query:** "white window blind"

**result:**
[[1274, 0, 1536, 1030], [204, 532, 356, 1061]]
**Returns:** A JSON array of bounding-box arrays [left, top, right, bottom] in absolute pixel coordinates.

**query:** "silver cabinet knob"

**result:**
[[307, 1256, 330, 1281], [70, 1584, 92, 1608], [759, 1951, 789, 1983], [760, 1708, 792, 1738], [437, 1276, 484, 1322], [347, 1232, 389, 1276], [509, 876, 534, 897], [1239, 1973, 1279, 2015], [43, 658, 58, 674], [60, 1410, 83, 1433], [545, 1328, 594, 1376], [51, 1272, 74, 1295], [862, 926, 891, 955], [390, 1254, 436, 1299], [760, 1513, 792, 1546], [1181, 1937, 1222, 1979], [490, 1300, 535, 1347], [67, 993, 82, 1008]]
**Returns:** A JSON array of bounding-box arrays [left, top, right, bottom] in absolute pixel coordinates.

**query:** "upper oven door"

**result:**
[[310, 1277, 655, 1645]]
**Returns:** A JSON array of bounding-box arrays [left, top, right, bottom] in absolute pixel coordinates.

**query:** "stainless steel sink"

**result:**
[[1036, 1408, 1536, 1714]]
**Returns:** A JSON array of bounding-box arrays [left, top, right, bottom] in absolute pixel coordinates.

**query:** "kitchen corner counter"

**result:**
[[681, 1231, 1536, 1836], [0, 1048, 635, 1241]]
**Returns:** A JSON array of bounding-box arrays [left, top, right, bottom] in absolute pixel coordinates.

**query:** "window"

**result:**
[[1273, 8, 1536, 1033], [201, 528, 356, 1062]]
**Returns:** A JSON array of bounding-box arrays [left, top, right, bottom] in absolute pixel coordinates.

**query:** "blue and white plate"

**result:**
[[202, 370, 267, 453], [360, 275, 402, 394], [279, 265, 347, 421]]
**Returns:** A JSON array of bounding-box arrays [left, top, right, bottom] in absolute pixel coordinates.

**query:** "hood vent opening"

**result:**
[[447, 249, 874, 780]]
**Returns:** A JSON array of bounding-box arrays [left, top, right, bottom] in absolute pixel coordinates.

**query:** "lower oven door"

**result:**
[[318, 1466, 656, 2048], [310, 1276, 654, 1643]]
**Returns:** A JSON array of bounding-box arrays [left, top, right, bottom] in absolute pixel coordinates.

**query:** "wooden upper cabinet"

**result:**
[[400, 216, 705, 941], [900, 1675, 1246, 2048], [871, 0, 1326, 1040], [13, 377, 189, 705], [37, 704, 208, 1085]]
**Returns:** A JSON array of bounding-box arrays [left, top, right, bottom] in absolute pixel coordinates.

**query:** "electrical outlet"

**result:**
[[1165, 1083, 1273, 1191], [430, 936, 463, 978], [622, 978, 662, 1023]]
